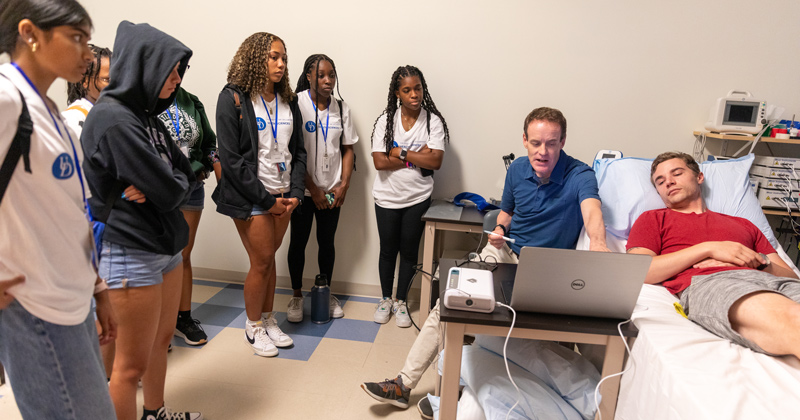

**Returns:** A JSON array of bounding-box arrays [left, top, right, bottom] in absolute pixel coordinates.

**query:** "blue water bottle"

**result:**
[[310, 274, 331, 324]]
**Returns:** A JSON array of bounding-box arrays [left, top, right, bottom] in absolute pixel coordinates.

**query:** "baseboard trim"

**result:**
[[192, 267, 420, 301]]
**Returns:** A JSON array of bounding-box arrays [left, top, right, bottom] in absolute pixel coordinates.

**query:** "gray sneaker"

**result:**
[[287, 296, 303, 323], [374, 298, 393, 324], [417, 396, 433, 419], [361, 376, 410, 409], [330, 295, 344, 318], [393, 300, 411, 328]]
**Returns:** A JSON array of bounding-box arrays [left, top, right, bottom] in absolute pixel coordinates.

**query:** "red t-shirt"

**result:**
[[626, 209, 775, 294]]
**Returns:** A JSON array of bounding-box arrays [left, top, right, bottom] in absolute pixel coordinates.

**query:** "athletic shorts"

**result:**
[[99, 241, 182, 289], [680, 269, 800, 354]]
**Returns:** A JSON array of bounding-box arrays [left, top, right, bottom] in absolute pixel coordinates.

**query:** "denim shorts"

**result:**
[[181, 180, 205, 211], [99, 241, 182, 289], [250, 193, 291, 217]]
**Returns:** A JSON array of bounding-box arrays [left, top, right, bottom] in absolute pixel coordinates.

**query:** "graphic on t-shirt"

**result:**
[[157, 107, 199, 152], [257, 117, 267, 131], [305, 121, 316, 133], [52, 153, 75, 179]]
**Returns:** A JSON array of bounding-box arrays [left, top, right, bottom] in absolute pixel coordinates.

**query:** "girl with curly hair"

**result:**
[[213, 32, 306, 357], [370, 65, 450, 327]]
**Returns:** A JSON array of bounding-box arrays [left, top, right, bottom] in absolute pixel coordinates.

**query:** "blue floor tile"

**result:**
[[324, 318, 381, 343], [225, 283, 244, 290], [204, 288, 246, 308], [279, 316, 334, 337], [193, 304, 246, 327], [274, 335, 323, 361]]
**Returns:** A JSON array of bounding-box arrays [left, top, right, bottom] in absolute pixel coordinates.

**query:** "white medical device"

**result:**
[[443, 267, 496, 313], [594, 150, 622, 161], [704, 90, 767, 135]]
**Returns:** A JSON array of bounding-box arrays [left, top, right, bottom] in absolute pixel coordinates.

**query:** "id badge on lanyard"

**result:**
[[262, 95, 284, 167]]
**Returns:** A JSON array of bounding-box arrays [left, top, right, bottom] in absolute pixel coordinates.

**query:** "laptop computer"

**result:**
[[508, 247, 652, 319]]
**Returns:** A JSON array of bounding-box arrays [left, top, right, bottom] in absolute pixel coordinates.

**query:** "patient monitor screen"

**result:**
[[723, 101, 758, 126]]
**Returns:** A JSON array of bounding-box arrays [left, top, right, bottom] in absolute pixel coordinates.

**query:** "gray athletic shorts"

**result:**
[[680, 269, 800, 355]]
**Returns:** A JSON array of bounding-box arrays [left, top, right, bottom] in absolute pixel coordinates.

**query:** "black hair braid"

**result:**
[[371, 65, 450, 153], [66, 44, 111, 104], [416, 69, 450, 146]]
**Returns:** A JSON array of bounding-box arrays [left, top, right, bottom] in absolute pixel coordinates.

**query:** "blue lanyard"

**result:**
[[308, 90, 330, 143], [11, 63, 89, 214], [165, 98, 180, 139], [260, 95, 278, 141]]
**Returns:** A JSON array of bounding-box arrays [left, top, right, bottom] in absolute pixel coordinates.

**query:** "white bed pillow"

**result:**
[[593, 154, 779, 249]]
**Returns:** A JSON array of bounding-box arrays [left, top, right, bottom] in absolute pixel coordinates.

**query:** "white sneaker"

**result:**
[[149, 406, 204, 420], [287, 297, 303, 323], [330, 295, 344, 318], [244, 321, 278, 357], [394, 300, 411, 328], [374, 298, 393, 324], [263, 315, 294, 347]]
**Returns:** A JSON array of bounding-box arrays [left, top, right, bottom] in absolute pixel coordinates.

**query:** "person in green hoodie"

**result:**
[[81, 21, 201, 420], [156, 86, 219, 347]]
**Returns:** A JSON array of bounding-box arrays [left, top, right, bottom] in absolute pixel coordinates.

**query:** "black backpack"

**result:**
[[0, 77, 33, 204]]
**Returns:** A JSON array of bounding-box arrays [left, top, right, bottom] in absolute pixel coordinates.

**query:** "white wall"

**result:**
[[58, 0, 800, 294]]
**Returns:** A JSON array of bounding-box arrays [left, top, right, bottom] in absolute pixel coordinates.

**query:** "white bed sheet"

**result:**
[[615, 284, 800, 420]]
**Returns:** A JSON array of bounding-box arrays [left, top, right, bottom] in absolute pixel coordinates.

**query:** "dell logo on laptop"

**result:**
[[571, 279, 585, 290]]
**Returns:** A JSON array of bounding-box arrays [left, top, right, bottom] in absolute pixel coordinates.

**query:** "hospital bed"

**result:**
[[586, 154, 800, 420]]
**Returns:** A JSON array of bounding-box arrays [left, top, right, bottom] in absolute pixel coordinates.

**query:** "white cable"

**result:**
[[593, 319, 635, 420], [495, 302, 520, 420]]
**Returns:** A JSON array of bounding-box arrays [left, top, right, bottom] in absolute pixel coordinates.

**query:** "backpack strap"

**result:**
[[0, 75, 33, 204], [66, 104, 89, 117]]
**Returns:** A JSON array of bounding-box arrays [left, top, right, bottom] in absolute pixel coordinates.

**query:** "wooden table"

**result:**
[[437, 259, 638, 420]]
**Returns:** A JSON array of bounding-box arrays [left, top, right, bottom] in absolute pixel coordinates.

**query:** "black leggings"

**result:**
[[287, 196, 341, 290], [374, 198, 431, 301]]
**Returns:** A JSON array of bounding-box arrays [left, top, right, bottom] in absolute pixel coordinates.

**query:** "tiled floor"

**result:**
[[0, 280, 437, 419]]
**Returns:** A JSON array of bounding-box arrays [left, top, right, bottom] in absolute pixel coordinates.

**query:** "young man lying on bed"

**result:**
[[627, 151, 800, 358]]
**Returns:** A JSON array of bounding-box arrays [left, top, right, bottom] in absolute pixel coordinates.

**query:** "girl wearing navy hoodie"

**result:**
[[81, 21, 200, 420]]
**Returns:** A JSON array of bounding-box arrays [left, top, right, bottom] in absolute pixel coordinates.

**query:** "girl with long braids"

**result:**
[[286, 54, 358, 322], [213, 32, 306, 357], [371, 65, 449, 327]]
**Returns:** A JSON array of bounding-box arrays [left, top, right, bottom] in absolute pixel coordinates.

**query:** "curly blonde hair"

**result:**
[[227, 32, 295, 102]]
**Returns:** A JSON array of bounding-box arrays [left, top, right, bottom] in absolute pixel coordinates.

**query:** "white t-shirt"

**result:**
[[0, 64, 96, 326], [371, 108, 445, 209], [253, 94, 293, 194], [62, 98, 93, 139], [297, 90, 358, 195]]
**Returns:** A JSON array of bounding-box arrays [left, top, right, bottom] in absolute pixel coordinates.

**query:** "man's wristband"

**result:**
[[494, 224, 507, 235], [94, 279, 109, 295]]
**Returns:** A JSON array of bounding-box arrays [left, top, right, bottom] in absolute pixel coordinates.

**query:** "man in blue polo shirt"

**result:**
[[487, 106, 609, 260], [361, 107, 610, 416]]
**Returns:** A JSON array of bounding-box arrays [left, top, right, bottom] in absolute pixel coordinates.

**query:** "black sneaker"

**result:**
[[417, 396, 433, 419], [361, 376, 410, 409], [175, 316, 207, 346], [141, 406, 203, 420]]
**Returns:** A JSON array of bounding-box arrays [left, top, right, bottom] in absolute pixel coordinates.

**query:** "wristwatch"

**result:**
[[757, 253, 770, 270], [399, 148, 408, 161]]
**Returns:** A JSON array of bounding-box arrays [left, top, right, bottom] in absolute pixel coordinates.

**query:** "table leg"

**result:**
[[439, 322, 465, 420], [596, 336, 626, 420], [420, 221, 436, 323]]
